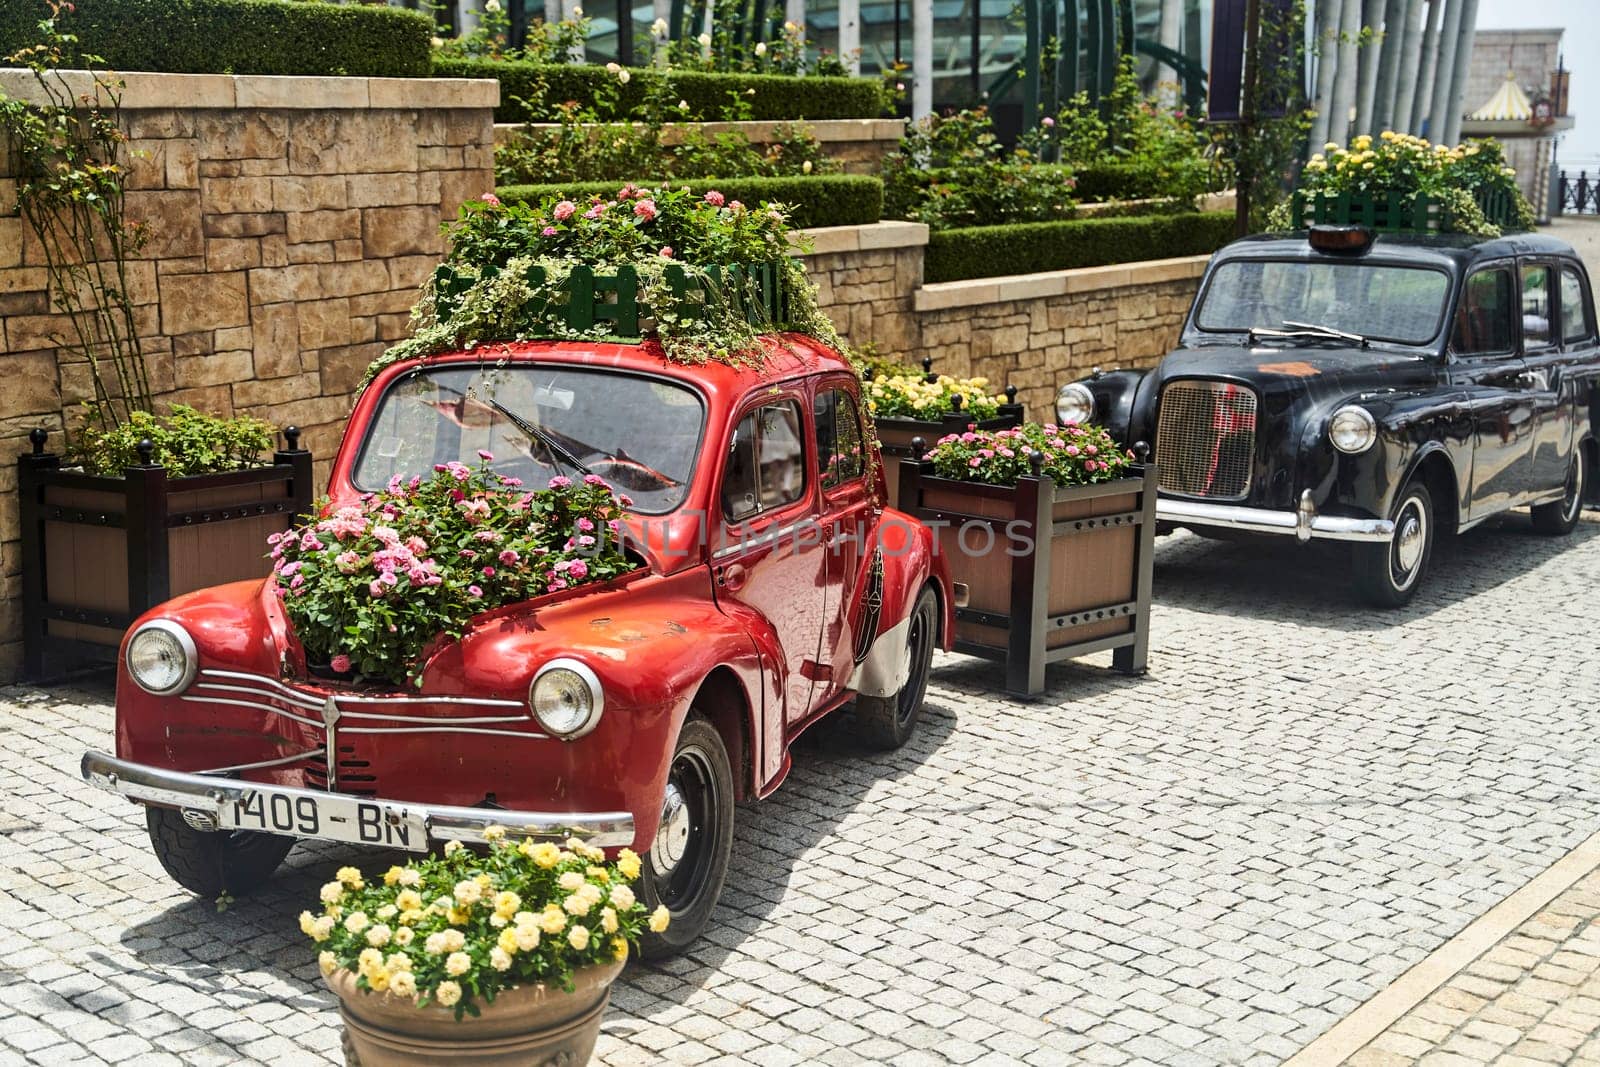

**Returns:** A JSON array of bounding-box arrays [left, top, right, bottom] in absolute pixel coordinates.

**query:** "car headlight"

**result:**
[[125, 620, 197, 695], [529, 658, 604, 740], [1055, 382, 1096, 425], [1328, 405, 1378, 454]]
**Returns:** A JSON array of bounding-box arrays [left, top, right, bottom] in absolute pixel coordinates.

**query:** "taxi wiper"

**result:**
[[1249, 320, 1370, 348]]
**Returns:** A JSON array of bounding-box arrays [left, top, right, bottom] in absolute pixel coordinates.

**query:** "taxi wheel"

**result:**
[[1353, 481, 1434, 609], [146, 806, 293, 899], [637, 716, 734, 959], [854, 585, 937, 751], [1531, 446, 1587, 536]]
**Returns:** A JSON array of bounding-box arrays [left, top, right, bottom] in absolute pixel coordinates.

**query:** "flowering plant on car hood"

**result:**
[[302, 830, 669, 1018], [923, 422, 1133, 487], [270, 457, 634, 686]]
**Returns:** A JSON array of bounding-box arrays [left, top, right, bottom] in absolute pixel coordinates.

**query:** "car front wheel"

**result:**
[[636, 715, 734, 959], [1530, 446, 1587, 536], [145, 806, 294, 898], [1353, 481, 1435, 608]]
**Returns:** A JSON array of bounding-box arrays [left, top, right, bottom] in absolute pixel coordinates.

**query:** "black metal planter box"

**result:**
[[896, 453, 1156, 697], [18, 428, 315, 680]]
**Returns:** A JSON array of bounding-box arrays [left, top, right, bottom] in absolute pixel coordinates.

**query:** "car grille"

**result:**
[[1155, 380, 1258, 499]]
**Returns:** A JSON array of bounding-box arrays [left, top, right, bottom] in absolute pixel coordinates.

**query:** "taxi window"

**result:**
[[814, 387, 865, 489], [1561, 266, 1593, 344], [1452, 268, 1515, 355], [722, 400, 806, 522], [1521, 263, 1554, 348]]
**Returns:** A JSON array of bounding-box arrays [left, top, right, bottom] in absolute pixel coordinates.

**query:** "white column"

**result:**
[[785, 0, 805, 33], [912, 0, 933, 118], [1426, 0, 1465, 142], [1440, 0, 1478, 145], [651, 0, 671, 64], [1156, 0, 1184, 109], [546, 0, 561, 24], [838, 0, 861, 74], [1372, 0, 1406, 131], [1390, 0, 1426, 134], [1309, 0, 1341, 149], [1408, 0, 1444, 133], [458, 0, 484, 35], [1354, 0, 1383, 136], [1328, 0, 1362, 146]]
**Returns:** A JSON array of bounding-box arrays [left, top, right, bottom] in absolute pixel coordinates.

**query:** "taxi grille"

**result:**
[[1155, 380, 1258, 499]]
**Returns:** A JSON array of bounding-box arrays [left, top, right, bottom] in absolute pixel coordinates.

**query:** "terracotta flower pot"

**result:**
[[324, 957, 626, 1067]]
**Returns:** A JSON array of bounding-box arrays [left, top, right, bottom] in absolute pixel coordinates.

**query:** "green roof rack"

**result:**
[[1289, 188, 1523, 234], [429, 260, 791, 339]]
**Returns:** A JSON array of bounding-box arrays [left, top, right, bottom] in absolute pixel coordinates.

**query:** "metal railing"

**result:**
[[1559, 171, 1600, 216]]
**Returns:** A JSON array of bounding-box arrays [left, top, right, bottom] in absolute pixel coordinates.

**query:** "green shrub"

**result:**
[[496, 175, 882, 230], [432, 57, 890, 122], [1073, 162, 1172, 203], [924, 211, 1235, 283], [496, 116, 833, 186], [0, 0, 433, 76], [74, 405, 275, 477]]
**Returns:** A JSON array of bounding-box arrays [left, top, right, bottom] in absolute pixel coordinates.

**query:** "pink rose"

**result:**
[[468, 584, 483, 598], [633, 198, 657, 220], [542, 226, 557, 236], [567, 560, 588, 580], [480, 192, 501, 207], [368, 580, 386, 598], [330, 654, 352, 673], [704, 190, 725, 206], [659, 246, 673, 258], [1042, 116, 1055, 127], [482, 566, 496, 578], [548, 476, 572, 489], [477, 449, 495, 461], [553, 200, 576, 220]]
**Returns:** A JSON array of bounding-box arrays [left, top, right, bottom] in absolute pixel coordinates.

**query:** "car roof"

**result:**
[[1216, 230, 1582, 273]]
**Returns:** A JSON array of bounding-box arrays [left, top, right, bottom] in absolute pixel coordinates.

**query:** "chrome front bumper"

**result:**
[[81, 751, 636, 849], [1157, 489, 1395, 544]]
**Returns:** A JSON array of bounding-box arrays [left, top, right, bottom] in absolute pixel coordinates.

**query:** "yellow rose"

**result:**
[[390, 971, 418, 998], [609, 885, 636, 911], [558, 871, 585, 892], [454, 879, 483, 906], [648, 906, 671, 933], [494, 891, 521, 918], [319, 882, 344, 906], [367, 969, 390, 993], [515, 925, 541, 951], [498, 927, 520, 955], [365, 924, 392, 948], [398, 868, 421, 888], [394, 927, 414, 947], [611, 938, 628, 962], [563, 893, 593, 917], [336, 866, 365, 889], [539, 907, 567, 935], [376, 904, 397, 921], [358, 948, 384, 976], [490, 947, 513, 971], [318, 951, 337, 976], [567, 926, 591, 950], [586, 866, 610, 884], [445, 952, 472, 977], [601, 908, 619, 934], [385, 952, 411, 973], [383, 866, 403, 886], [617, 849, 641, 881], [344, 912, 370, 935], [528, 842, 562, 869], [440, 930, 465, 952], [396, 890, 423, 913], [399, 909, 424, 927], [299, 911, 317, 937], [434, 981, 462, 1008], [443, 840, 463, 856], [311, 916, 336, 942], [448, 907, 472, 926], [482, 824, 506, 842]]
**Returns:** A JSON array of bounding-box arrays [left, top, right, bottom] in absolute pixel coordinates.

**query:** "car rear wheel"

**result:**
[[854, 585, 938, 751], [145, 806, 294, 898], [636, 716, 734, 959], [1530, 446, 1587, 536], [1353, 481, 1435, 609]]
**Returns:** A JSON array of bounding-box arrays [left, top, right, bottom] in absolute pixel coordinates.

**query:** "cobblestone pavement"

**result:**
[[4, 516, 1600, 1066], [1350, 868, 1600, 1066]]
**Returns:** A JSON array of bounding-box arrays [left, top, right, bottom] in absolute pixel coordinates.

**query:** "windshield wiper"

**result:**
[[436, 384, 594, 478], [1249, 320, 1370, 348]]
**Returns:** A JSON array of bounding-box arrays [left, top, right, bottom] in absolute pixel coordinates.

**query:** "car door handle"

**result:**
[[717, 563, 748, 591]]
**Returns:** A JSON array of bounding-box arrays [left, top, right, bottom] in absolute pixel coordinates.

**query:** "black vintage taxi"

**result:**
[[1056, 226, 1599, 606]]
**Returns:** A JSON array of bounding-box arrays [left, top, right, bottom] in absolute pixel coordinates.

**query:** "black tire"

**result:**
[[636, 716, 734, 959], [145, 806, 294, 898], [1353, 480, 1435, 608], [1530, 445, 1587, 536], [854, 585, 938, 751]]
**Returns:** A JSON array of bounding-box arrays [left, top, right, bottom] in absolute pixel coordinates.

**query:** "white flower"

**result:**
[[394, 927, 414, 946], [443, 840, 462, 856], [802, 160, 813, 174], [390, 971, 417, 998], [651, 17, 668, 35], [434, 981, 462, 1007], [453, 879, 482, 906], [568, 925, 591, 950], [617, 69, 631, 84], [678, 99, 690, 110], [605, 61, 621, 73], [558, 871, 585, 892], [318, 951, 337, 975], [365, 924, 392, 947], [445, 951, 472, 977], [484, 0, 500, 10], [398, 869, 421, 888], [490, 948, 513, 971], [570, 5, 582, 15], [344, 912, 370, 934], [320, 882, 344, 906], [564, 893, 593, 916], [754, 41, 767, 55], [311, 916, 336, 942], [609, 885, 636, 910], [698, 32, 711, 47], [515, 925, 541, 951], [385, 952, 412, 973]]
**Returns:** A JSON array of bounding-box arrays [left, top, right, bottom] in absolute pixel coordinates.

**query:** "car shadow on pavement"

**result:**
[[1149, 513, 1600, 630]]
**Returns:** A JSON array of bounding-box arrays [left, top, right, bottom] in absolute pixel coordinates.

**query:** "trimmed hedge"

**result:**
[[433, 56, 890, 123], [1073, 162, 1173, 203], [924, 211, 1235, 283], [0, 0, 433, 76], [496, 175, 883, 230]]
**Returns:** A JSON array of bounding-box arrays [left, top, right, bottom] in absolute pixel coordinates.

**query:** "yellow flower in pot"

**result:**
[[304, 830, 666, 1066]]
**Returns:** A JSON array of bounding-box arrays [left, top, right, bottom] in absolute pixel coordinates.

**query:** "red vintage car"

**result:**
[[81, 335, 953, 955]]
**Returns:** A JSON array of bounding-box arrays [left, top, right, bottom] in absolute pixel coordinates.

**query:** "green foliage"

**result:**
[[432, 0, 590, 64], [431, 56, 890, 122], [657, 9, 847, 77], [74, 405, 275, 476], [923, 422, 1134, 487], [496, 175, 881, 230], [273, 461, 633, 686], [881, 108, 1079, 229], [0, 0, 433, 76], [923, 211, 1236, 283], [1, 3, 150, 427]]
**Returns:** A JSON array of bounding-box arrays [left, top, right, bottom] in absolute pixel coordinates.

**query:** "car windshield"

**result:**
[[353, 365, 705, 514], [1196, 259, 1451, 345]]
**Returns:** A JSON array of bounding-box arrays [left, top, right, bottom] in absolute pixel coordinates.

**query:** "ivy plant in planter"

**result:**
[[895, 422, 1156, 697], [860, 357, 1023, 509]]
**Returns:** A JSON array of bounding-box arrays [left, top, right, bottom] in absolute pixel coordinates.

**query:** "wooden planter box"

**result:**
[[873, 391, 1023, 510], [17, 428, 315, 680], [896, 454, 1156, 697]]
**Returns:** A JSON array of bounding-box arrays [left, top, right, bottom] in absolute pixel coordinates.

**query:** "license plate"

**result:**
[[220, 789, 428, 851]]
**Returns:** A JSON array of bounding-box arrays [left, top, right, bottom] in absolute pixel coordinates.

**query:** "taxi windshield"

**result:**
[[353, 364, 705, 514], [1196, 259, 1451, 345]]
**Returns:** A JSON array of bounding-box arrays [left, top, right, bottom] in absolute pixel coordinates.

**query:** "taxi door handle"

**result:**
[[717, 563, 748, 591]]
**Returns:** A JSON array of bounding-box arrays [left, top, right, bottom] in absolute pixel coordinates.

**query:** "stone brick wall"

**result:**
[[0, 70, 496, 678]]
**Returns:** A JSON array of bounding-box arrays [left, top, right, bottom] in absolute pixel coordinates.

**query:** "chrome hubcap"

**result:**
[[653, 783, 690, 873], [1393, 498, 1427, 583]]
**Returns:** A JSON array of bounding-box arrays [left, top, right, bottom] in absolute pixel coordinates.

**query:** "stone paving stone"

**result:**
[[4, 522, 1600, 1064]]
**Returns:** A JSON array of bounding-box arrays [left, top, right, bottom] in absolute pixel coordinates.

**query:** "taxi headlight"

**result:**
[[530, 659, 604, 740], [1055, 382, 1096, 425], [125, 620, 197, 695], [1329, 405, 1378, 454]]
